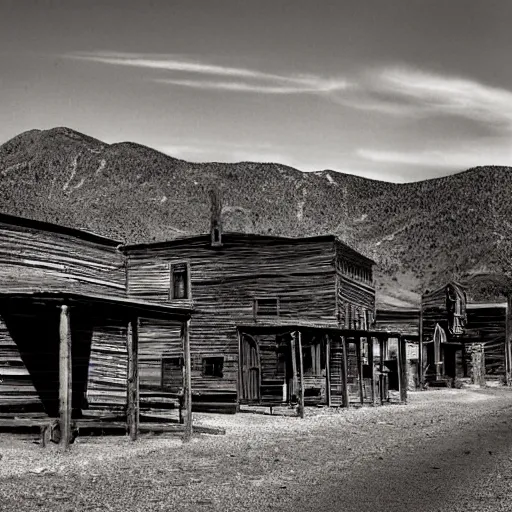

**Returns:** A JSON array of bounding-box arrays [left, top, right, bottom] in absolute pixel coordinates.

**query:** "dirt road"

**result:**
[[1, 388, 512, 511]]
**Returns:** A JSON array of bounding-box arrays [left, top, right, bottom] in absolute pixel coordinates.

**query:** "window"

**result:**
[[170, 262, 190, 299], [253, 297, 280, 317], [202, 357, 224, 378], [161, 357, 183, 392], [302, 344, 322, 375]]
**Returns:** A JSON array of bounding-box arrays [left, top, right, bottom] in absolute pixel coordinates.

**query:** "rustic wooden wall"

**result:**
[[0, 218, 125, 295], [125, 235, 343, 402]]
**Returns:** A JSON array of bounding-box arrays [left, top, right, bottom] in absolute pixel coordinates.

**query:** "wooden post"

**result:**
[[59, 304, 72, 450], [379, 337, 385, 405], [506, 295, 512, 386], [182, 319, 193, 441], [418, 303, 424, 389], [290, 333, 298, 402], [355, 337, 364, 406], [325, 334, 331, 407], [399, 336, 408, 403], [368, 337, 376, 405], [341, 336, 349, 408], [297, 331, 305, 419], [126, 316, 139, 441]]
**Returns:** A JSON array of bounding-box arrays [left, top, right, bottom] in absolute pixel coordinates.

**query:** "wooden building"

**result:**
[[419, 281, 511, 387], [0, 213, 194, 446], [123, 212, 408, 412]]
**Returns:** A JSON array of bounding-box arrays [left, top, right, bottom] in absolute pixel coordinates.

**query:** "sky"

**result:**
[[1, 0, 511, 182]]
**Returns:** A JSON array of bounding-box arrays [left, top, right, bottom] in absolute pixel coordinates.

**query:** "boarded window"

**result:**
[[161, 357, 183, 393], [170, 262, 189, 299], [202, 357, 224, 378], [254, 298, 280, 317]]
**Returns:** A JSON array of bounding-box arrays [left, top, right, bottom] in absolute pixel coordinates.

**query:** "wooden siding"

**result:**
[[125, 235, 341, 397], [0, 220, 125, 295], [335, 241, 375, 330], [375, 308, 420, 337]]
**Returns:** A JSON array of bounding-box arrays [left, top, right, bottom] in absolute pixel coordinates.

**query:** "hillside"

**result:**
[[1, 127, 512, 307]]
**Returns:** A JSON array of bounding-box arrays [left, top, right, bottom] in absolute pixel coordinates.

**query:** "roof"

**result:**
[[236, 320, 402, 338], [0, 291, 193, 319], [122, 232, 376, 266], [0, 212, 122, 247]]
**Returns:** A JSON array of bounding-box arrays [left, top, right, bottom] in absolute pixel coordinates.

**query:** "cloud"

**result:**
[[347, 66, 512, 129], [66, 51, 350, 95], [357, 142, 512, 170]]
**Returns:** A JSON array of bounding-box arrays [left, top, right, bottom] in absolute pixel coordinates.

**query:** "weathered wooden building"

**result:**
[[123, 217, 408, 412], [420, 282, 511, 387], [0, 213, 194, 446]]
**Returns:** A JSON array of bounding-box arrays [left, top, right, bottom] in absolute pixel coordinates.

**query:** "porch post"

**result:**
[[182, 318, 193, 441], [399, 336, 408, 403], [355, 337, 364, 406], [368, 337, 376, 406], [127, 316, 139, 441], [297, 331, 305, 419], [59, 304, 72, 450], [506, 295, 512, 386], [379, 337, 385, 405], [290, 333, 298, 402], [325, 334, 331, 407], [418, 303, 424, 389], [341, 336, 349, 408]]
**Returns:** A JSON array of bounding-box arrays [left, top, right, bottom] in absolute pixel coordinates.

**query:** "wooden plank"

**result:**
[[399, 336, 408, 403], [297, 331, 305, 419], [59, 304, 72, 450], [341, 336, 349, 408], [506, 296, 512, 386], [379, 337, 385, 405], [418, 303, 424, 389], [368, 337, 376, 405], [290, 334, 298, 401], [182, 319, 193, 442], [355, 337, 364, 405], [325, 334, 331, 407], [126, 317, 139, 441]]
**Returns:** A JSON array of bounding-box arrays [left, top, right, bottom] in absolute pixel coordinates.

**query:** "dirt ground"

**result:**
[[1, 388, 512, 511]]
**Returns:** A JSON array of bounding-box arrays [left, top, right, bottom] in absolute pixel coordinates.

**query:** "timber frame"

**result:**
[[0, 291, 194, 448], [237, 323, 408, 415]]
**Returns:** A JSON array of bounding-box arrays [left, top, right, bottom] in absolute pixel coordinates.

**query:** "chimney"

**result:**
[[210, 188, 223, 247]]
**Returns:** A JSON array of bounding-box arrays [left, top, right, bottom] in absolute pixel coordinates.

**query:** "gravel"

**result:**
[[1, 388, 512, 511]]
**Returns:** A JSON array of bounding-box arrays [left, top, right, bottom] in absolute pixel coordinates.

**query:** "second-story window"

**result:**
[[253, 297, 280, 317], [170, 262, 190, 299]]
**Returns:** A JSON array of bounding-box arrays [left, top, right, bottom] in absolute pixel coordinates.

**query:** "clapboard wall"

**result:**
[[0, 214, 125, 295], [124, 233, 376, 401]]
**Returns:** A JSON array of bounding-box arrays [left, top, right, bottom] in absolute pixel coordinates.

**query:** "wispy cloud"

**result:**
[[66, 51, 350, 95], [347, 66, 512, 129]]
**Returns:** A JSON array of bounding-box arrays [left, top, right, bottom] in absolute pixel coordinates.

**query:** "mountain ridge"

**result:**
[[1, 127, 512, 308]]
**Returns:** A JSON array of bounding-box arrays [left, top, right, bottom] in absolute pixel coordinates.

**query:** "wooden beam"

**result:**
[[506, 295, 512, 386], [368, 337, 376, 406], [325, 334, 331, 407], [399, 336, 408, 403], [379, 337, 385, 405], [297, 331, 305, 419], [126, 317, 139, 441], [418, 303, 424, 389], [236, 330, 242, 411], [341, 336, 349, 408], [355, 337, 364, 406], [59, 304, 72, 450], [290, 333, 298, 402], [182, 318, 193, 442]]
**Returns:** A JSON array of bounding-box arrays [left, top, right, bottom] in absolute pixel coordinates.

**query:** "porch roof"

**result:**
[[236, 321, 403, 339], [0, 291, 193, 320]]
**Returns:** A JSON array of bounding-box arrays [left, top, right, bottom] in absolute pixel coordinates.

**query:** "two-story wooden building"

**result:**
[[123, 212, 407, 412]]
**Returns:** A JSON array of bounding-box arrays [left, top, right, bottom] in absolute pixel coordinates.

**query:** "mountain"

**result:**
[[1, 127, 512, 308]]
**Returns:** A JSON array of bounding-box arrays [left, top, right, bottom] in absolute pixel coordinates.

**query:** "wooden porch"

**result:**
[[0, 291, 195, 449], [237, 324, 408, 417]]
